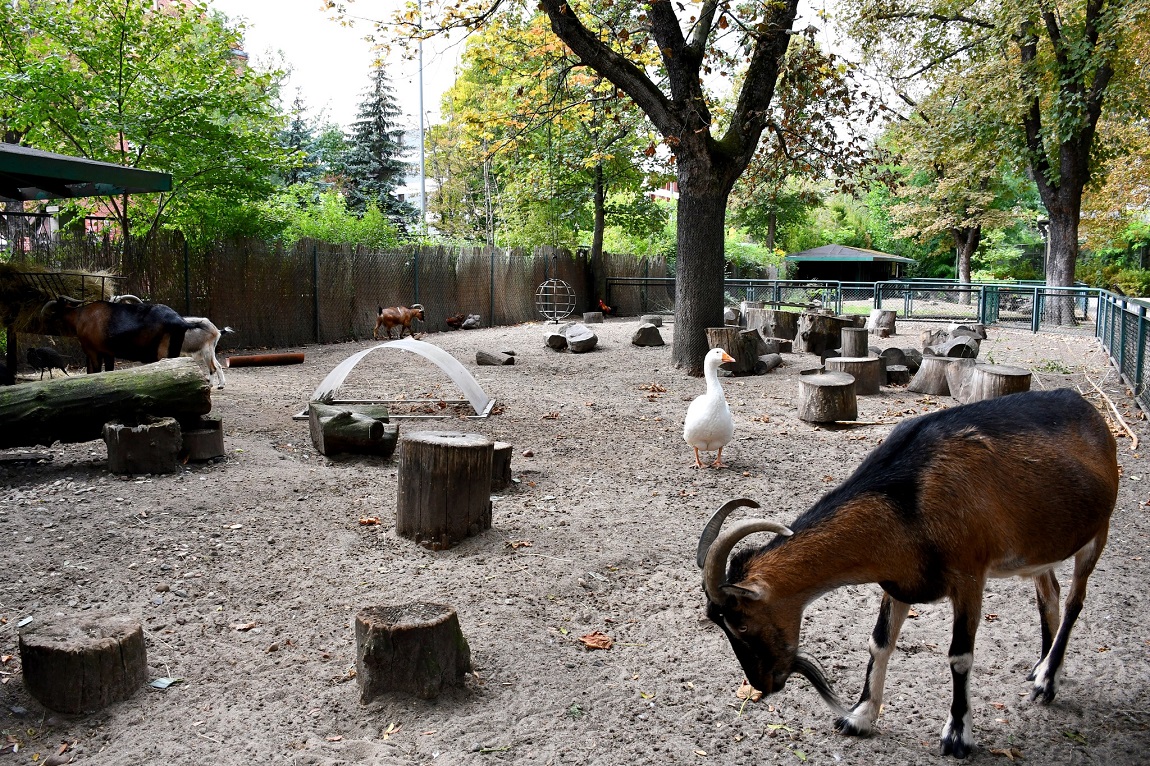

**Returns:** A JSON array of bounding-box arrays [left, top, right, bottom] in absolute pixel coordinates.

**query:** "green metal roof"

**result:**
[[785, 244, 916, 264], [0, 142, 172, 201]]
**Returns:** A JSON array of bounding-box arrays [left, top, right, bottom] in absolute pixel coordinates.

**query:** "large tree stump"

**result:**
[[705, 327, 758, 375], [798, 372, 857, 423], [840, 327, 870, 358], [907, 356, 966, 396], [355, 603, 471, 702], [795, 313, 858, 356], [397, 431, 493, 550], [962, 364, 1033, 404], [763, 309, 801, 340], [19, 614, 148, 713], [885, 365, 911, 385], [491, 441, 513, 491], [103, 416, 182, 474], [866, 309, 897, 337], [309, 403, 397, 458], [826, 356, 883, 395], [182, 416, 225, 462], [0, 357, 210, 449]]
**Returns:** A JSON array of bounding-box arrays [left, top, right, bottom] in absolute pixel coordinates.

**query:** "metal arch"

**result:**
[[308, 338, 493, 417]]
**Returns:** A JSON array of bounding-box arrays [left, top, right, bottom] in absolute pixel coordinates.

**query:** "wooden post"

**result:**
[[963, 364, 1032, 403], [0, 357, 210, 449], [397, 431, 493, 550], [705, 326, 757, 374], [797, 372, 857, 422], [309, 403, 397, 458], [491, 441, 513, 490], [355, 603, 471, 702], [840, 327, 870, 357], [826, 357, 883, 395], [19, 614, 148, 714]]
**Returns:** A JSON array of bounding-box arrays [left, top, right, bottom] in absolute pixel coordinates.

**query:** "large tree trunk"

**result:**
[[1045, 204, 1082, 325], [674, 187, 732, 375], [952, 226, 980, 305], [590, 161, 606, 305]]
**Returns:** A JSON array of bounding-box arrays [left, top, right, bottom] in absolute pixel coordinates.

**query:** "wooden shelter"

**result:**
[[785, 244, 915, 282]]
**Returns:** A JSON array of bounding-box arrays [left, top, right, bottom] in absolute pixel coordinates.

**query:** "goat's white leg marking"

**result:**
[[836, 595, 910, 736], [940, 585, 983, 759], [940, 652, 975, 758], [1030, 570, 1060, 680]]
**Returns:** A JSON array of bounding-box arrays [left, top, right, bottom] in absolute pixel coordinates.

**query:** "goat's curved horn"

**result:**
[[411, 303, 424, 311], [696, 498, 761, 569], [702, 519, 793, 604]]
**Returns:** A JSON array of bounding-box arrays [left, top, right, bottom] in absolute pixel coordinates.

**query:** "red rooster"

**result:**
[[446, 312, 467, 330], [598, 299, 616, 317]]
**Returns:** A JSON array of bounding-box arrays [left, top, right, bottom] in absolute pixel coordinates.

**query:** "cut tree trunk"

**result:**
[[826, 357, 883, 395], [927, 336, 981, 358], [962, 364, 1032, 404], [582, 311, 604, 324], [866, 310, 897, 337], [491, 441, 513, 491], [309, 403, 397, 458], [705, 326, 758, 375], [797, 372, 857, 423], [355, 603, 471, 702], [840, 328, 870, 358], [795, 313, 858, 356], [397, 431, 493, 550], [764, 310, 800, 340], [907, 356, 966, 396], [757, 353, 783, 374], [19, 614, 148, 714], [0, 357, 210, 449], [885, 365, 911, 385], [103, 416, 182, 475]]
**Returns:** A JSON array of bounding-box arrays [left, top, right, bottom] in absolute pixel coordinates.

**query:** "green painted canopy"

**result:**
[[0, 143, 172, 201]]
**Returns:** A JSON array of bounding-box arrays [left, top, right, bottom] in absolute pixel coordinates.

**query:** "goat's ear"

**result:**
[[720, 583, 766, 603]]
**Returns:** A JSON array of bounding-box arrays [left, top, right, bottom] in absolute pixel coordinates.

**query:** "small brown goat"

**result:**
[[374, 304, 424, 340], [698, 389, 1118, 759], [42, 296, 190, 373]]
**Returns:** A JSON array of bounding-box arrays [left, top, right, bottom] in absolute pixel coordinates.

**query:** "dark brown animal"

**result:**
[[374, 304, 425, 340], [41, 296, 192, 373], [698, 389, 1118, 759], [446, 312, 467, 330], [27, 346, 69, 380]]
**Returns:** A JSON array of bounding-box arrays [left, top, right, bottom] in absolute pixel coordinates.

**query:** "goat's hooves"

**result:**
[[939, 736, 972, 759], [833, 717, 871, 737], [1028, 684, 1056, 705]]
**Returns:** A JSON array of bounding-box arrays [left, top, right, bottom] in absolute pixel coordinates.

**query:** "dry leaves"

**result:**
[[578, 631, 613, 650], [989, 746, 1023, 760], [985, 613, 999, 622], [358, 516, 381, 525], [505, 539, 533, 549], [231, 622, 256, 632], [736, 682, 763, 701], [541, 412, 560, 420]]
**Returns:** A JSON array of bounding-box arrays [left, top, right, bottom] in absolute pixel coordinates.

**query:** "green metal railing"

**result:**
[[1097, 292, 1150, 411]]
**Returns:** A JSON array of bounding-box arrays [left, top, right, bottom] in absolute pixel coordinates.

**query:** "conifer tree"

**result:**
[[341, 65, 414, 227]]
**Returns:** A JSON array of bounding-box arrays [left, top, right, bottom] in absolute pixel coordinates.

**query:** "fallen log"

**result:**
[[308, 403, 396, 458], [0, 357, 211, 449], [226, 352, 305, 367]]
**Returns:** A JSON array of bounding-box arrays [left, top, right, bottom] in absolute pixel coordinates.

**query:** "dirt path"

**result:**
[[2, 318, 1148, 765]]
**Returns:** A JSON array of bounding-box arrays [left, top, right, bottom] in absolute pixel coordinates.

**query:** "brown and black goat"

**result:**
[[374, 304, 424, 340], [698, 389, 1119, 759], [42, 296, 198, 374]]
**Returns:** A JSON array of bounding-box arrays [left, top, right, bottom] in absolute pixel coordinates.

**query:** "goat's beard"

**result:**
[[792, 653, 850, 718]]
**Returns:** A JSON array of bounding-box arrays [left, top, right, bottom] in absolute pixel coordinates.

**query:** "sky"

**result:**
[[209, 0, 463, 131]]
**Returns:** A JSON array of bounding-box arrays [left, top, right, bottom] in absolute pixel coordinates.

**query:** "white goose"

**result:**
[[683, 347, 737, 468]]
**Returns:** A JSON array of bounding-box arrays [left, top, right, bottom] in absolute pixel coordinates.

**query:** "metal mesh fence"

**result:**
[[1097, 294, 1150, 411]]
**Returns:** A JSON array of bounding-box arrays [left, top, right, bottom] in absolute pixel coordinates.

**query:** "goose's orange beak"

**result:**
[[721, 351, 736, 363]]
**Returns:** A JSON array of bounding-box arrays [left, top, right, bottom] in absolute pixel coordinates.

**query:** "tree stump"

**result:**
[[19, 614, 148, 713], [763, 309, 801, 340], [309, 403, 397, 458], [182, 416, 224, 462], [866, 309, 897, 337], [491, 441, 513, 491], [397, 431, 493, 550], [639, 314, 663, 327], [757, 353, 783, 374], [0, 357, 210, 450], [797, 372, 857, 423], [354, 603, 471, 702], [963, 364, 1032, 403], [907, 356, 966, 396], [705, 327, 757, 375], [582, 311, 604, 324], [103, 416, 182, 475], [795, 313, 857, 356], [945, 358, 978, 402], [826, 356, 883, 395], [927, 336, 981, 358], [840, 327, 870, 358], [760, 337, 793, 354], [885, 365, 911, 385]]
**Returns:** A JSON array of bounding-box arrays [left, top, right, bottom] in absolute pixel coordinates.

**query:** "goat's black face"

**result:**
[[705, 595, 798, 696]]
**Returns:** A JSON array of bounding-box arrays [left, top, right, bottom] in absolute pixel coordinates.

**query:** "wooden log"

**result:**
[[639, 314, 663, 327], [885, 365, 911, 385], [963, 364, 1032, 403], [756, 353, 784, 374], [920, 328, 948, 350], [397, 431, 493, 550], [582, 311, 604, 324], [309, 403, 397, 458], [225, 352, 304, 367], [795, 313, 856, 356], [907, 355, 966, 396], [476, 350, 515, 366], [945, 358, 978, 402], [705, 326, 757, 375], [797, 371, 857, 423], [19, 614, 148, 714], [947, 322, 987, 340], [103, 416, 182, 475], [491, 441, 513, 491], [354, 603, 471, 702], [826, 356, 883, 395], [866, 309, 897, 337], [927, 336, 981, 358], [0, 357, 210, 449], [840, 327, 870, 358], [879, 347, 907, 368], [764, 309, 801, 340]]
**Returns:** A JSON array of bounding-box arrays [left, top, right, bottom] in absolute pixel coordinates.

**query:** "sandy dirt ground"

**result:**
[[1, 317, 1148, 766]]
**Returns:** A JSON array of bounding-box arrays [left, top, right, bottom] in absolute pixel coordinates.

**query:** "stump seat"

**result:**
[[826, 356, 883, 395], [798, 371, 857, 423], [397, 431, 493, 550]]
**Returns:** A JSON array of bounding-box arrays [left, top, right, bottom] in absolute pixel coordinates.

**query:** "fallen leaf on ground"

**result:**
[[231, 622, 256, 631], [505, 540, 533, 549], [358, 517, 381, 525], [736, 682, 763, 701], [579, 631, 613, 650], [325, 735, 343, 742], [989, 746, 1023, 760]]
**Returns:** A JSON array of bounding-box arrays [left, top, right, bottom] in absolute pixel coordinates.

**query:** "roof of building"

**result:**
[[0, 143, 172, 201], [784, 244, 916, 264]]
